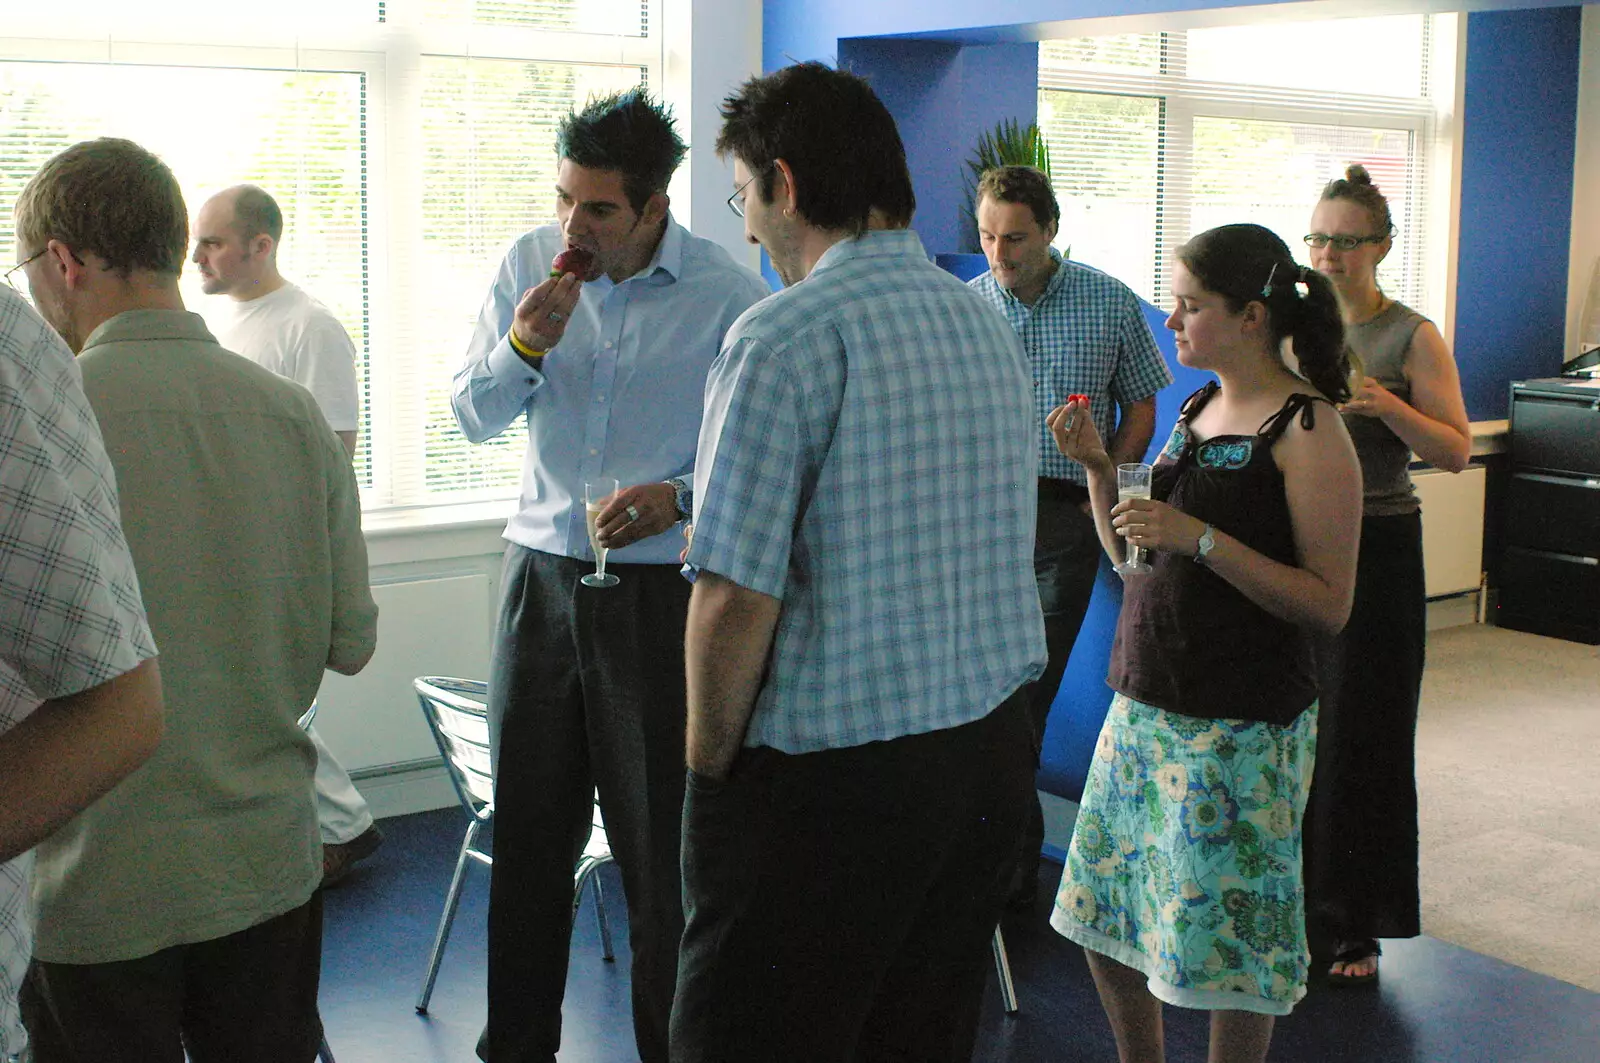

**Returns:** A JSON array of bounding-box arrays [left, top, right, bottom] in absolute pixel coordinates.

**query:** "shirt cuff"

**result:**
[[487, 335, 546, 388]]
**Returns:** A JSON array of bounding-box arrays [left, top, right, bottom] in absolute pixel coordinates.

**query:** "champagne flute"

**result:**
[[1116, 463, 1153, 577], [582, 478, 621, 588]]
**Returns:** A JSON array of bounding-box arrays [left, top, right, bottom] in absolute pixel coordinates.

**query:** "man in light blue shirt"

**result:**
[[451, 90, 768, 1063], [669, 63, 1046, 1063]]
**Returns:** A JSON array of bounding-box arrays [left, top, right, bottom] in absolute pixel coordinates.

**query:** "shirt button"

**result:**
[[604, 341, 614, 349], [595, 395, 604, 403], [590, 448, 598, 456]]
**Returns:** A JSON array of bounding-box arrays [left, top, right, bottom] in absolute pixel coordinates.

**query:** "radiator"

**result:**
[[1414, 464, 1488, 598]]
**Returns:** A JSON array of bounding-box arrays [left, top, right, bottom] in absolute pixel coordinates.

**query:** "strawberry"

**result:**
[[550, 246, 595, 279]]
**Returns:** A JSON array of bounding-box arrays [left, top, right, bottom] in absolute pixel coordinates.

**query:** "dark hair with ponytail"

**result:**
[[1320, 163, 1393, 236], [1176, 223, 1351, 403]]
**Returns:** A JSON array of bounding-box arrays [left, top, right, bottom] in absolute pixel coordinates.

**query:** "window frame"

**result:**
[[1038, 16, 1454, 325], [0, 1, 661, 512]]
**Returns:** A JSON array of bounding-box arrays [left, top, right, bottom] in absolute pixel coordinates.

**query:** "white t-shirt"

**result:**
[[207, 282, 360, 432]]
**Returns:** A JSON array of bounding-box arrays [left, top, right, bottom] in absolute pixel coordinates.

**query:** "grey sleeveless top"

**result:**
[[1344, 299, 1426, 517]]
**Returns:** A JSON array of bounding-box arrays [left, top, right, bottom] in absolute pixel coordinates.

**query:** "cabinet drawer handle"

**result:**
[[1507, 545, 1600, 566], [1511, 472, 1600, 489]]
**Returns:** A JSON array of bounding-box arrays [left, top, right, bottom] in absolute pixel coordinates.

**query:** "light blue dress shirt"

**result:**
[[452, 217, 770, 565], [687, 229, 1048, 754], [969, 251, 1171, 484]]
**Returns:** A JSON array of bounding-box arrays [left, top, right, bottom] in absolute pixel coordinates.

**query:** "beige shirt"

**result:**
[[31, 309, 378, 963]]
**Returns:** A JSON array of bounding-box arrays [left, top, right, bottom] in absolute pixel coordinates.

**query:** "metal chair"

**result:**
[[412, 676, 615, 1015], [992, 925, 1019, 1015]]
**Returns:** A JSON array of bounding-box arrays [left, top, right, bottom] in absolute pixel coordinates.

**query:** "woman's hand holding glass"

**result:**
[[1110, 497, 1210, 561]]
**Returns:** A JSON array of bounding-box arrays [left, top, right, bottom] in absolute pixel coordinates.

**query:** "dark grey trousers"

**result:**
[[669, 689, 1034, 1063], [1016, 481, 1102, 891], [481, 545, 689, 1063]]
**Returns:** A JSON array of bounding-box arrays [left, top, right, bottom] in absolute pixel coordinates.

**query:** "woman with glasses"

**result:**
[[1302, 164, 1471, 987]]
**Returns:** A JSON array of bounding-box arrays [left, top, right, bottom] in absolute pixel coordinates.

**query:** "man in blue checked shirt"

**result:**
[[669, 63, 1047, 1063], [971, 165, 1173, 909], [451, 89, 768, 1063]]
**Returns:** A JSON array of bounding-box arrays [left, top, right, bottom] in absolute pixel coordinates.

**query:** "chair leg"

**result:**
[[992, 925, 1020, 1015], [416, 818, 482, 1014], [591, 863, 615, 963], [573, 856, 617, 964]]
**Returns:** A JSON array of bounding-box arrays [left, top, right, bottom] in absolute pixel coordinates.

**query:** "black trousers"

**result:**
[[482, 546, 689, 1063], [669, 689, 1034, 1063], [1304, 512, 1426, 949], [1017, 481, 1102, 886], [20, 894, 323, 1063]]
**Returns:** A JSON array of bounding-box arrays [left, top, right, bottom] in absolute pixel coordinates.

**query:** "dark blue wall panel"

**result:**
[[1455, 6, 1582, 417]]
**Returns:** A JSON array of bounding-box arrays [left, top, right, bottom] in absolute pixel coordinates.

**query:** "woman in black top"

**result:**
[[1046, 224, 1362, 1063]]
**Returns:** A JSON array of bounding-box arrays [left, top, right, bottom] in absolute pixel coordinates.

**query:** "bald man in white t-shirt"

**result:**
[[195, 184, 378, 882]]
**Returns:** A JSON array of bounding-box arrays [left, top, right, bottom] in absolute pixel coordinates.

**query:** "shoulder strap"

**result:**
[[1257, 392, 1333, 442], [1178, 381, 1220, 422]]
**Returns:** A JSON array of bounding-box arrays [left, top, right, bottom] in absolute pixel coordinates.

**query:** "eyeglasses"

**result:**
[[4, 248, 44, 290], [1303, 232, 1387, 251], [727, 173, 761, 219]]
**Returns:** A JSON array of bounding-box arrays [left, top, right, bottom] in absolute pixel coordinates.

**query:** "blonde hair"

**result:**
[[15, 138, 188, 277]]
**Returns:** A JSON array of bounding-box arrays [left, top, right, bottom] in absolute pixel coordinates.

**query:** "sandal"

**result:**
[[1326, 939, 1381, 987]]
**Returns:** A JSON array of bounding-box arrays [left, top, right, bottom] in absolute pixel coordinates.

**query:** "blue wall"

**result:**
[[839, 40, 1039, 255], [1455, 6, 1583, 417]]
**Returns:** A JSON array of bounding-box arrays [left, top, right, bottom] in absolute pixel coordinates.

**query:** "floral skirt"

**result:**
[[1050, 693, 1318, 1015]]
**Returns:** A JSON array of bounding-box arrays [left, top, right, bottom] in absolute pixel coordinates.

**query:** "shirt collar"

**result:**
[[80, 308, 216, 353], [588, 213, 684, 298], [994, 246, 1070, 309], [808, 228, 927, 278], [636, 212, 685, 282]]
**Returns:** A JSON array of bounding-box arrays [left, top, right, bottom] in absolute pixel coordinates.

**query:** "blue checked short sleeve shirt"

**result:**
[[969, 251, 1172, 483], [687, 230, 1047, 754], [0, 289, 155, 1060]]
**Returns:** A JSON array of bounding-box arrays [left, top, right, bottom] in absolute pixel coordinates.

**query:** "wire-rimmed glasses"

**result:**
[[3, 248, 44, 290]]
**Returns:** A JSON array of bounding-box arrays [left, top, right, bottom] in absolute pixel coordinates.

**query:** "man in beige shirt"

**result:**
[[13, 137, 378, 1063]]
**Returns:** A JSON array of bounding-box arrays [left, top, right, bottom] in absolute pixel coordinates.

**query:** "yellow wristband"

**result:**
[[508, 330, 546, 360]]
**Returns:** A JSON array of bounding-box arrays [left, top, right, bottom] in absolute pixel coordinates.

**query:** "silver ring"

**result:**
[[547, 311, 564, 323], [625, 504, 640, 523]]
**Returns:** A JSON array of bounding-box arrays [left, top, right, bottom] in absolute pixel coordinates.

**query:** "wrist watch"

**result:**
[[666, 476, 692, 521], [1195, 524, 1217, 565]]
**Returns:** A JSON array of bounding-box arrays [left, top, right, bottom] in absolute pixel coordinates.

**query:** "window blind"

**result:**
[[0, 0, 660, 510], [1038, 16, 1446, 319]]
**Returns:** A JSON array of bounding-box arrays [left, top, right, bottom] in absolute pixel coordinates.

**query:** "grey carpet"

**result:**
[[1417, 624, 1600, 991]]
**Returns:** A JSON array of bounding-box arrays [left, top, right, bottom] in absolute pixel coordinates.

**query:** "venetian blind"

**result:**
[[1038, 15, 1450, 320], [0, 0, 659, 509]]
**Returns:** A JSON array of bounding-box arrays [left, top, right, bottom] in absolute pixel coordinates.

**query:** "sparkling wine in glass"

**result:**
[[582, 478, 621, 588], [1116, 463, 1153, 577]]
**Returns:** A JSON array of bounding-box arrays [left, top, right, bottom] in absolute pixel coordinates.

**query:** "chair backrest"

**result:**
[[414, 677, 494, 823]]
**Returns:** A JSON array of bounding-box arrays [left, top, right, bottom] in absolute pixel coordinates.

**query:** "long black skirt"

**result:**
[[1304, 511, 1426, 947]]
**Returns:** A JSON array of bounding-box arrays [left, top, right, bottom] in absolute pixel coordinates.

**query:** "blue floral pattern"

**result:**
[[1051, 694, 1318, 1015], [1196, 438, 1254, 470]]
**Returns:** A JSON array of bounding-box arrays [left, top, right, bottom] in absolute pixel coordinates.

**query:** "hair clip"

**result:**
[[1260, 261, 1279, 299]]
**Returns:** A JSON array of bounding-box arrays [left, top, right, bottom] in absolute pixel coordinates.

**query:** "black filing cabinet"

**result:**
[[1500, 377, 1600, 644]]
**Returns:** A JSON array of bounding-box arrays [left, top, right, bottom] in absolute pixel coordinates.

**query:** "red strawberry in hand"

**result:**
[[551, 246, 595, 280]]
